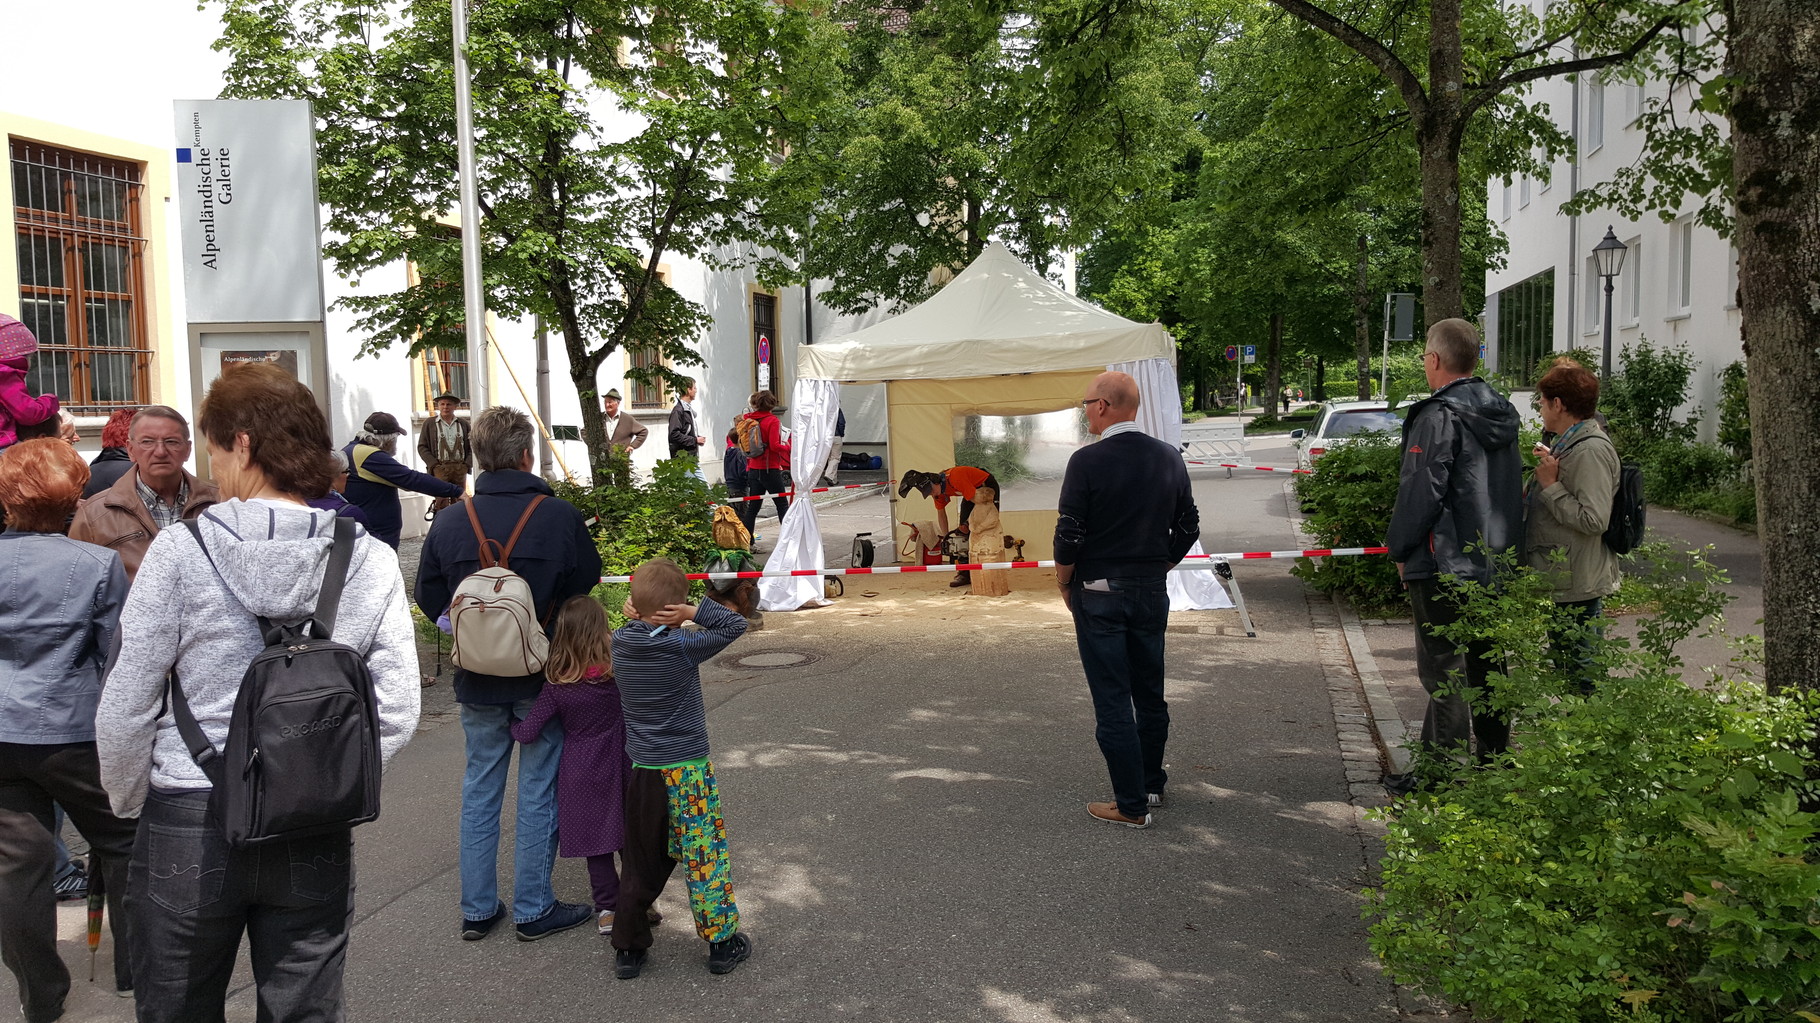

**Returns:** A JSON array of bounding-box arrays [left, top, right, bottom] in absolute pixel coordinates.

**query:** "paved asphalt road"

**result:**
[[29, 434, 1422, 1022]]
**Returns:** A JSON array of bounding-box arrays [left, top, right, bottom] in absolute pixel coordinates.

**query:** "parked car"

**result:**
[[1290, 400, 1406, 470]]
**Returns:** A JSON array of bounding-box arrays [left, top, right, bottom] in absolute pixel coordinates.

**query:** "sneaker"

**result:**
[[707, 932, 752, 975], [1086, 801, 1152, 829], [52, 868, 88, 902], [598, 910, 615, 935], [516, 901, 592, 941], [115, 984, 133, 999], [1147, 791, 1165, 808], [615, 948, 648, 980], [460, 903, 506, 941]]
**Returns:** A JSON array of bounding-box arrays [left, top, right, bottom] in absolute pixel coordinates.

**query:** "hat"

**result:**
[[363, 411, 406, 436], [604, 388, 623, 401], [431, 391, 463, 404], [0, 314, 38, 360]]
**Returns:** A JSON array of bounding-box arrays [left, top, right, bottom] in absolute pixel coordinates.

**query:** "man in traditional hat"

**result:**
[[417, 391, 472, 514], [602, 388, 648, 452]]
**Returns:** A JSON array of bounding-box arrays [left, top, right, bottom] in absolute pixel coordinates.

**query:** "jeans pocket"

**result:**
[[144, 822, 226, 915], [287, 832, 352, 903]]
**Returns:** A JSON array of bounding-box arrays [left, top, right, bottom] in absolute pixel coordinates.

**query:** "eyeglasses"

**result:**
[[133, 438, 188, 451], [1081, 397, 1107, 410]]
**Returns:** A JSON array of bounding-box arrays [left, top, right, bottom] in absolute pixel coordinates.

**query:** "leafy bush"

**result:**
[[1606, 339, 1700, 450], [1368, 547, 1820, 1023], [1291, 435, 1405, 612], [1638, 440, 1739, 507], [1717, 360, 1752, 462], [1681, 479, 1759, 527], [552, 455, 722, 604]]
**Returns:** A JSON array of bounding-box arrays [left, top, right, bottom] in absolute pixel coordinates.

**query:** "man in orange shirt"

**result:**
[[898, 465, 1000, 588]]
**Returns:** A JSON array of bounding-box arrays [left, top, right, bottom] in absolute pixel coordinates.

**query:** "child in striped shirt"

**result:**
[[608, 557, 750, 979]]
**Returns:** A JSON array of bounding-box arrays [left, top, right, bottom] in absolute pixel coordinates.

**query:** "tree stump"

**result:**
[[967, 487, 1010, 596]]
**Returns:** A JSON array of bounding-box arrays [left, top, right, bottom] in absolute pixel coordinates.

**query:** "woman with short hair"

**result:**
[[1526, 361, 1622, 693], [96, 362, 421, 1022], [0, 438, 137, 1019]]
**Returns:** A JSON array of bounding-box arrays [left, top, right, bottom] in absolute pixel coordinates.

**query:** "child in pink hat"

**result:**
[[0, 314, 61, 450]]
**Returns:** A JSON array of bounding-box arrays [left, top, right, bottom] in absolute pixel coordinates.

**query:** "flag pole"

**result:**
[[452, 0, 490, 409]]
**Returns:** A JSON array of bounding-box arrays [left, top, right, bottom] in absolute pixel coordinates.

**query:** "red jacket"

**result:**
[[744, 410, 791, 471]]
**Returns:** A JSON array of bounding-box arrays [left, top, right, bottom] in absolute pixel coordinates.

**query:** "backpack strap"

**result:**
[[463, 493, 548, 570], [309, 516, 357, 640], [173, 520, 230, 786], [497, 494, 548, 566]]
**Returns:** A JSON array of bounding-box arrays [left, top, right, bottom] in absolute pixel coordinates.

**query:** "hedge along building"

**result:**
[[1, 1, 892, 542], [1481, 19, 1739, 436]]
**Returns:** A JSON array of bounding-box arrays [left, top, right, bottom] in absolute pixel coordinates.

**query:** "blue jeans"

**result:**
[[1070, 576, 1171, 819], [459, 700, 563, 924]]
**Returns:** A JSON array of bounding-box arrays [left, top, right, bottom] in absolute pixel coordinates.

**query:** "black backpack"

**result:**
[[1604, 459, 1646, 555], [170, 517, 382, 847]]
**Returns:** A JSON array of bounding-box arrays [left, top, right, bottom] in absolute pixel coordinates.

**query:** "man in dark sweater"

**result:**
[[1054, 371, 1200, 829], [416, 406, 603, 942]]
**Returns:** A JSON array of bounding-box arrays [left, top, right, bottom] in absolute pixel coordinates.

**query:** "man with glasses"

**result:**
[[1055, 372, 1200, 829], [1383, 318, 1523, 794], [70, 406, 219, 583]]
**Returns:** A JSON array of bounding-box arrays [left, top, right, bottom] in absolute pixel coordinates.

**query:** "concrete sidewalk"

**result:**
[[23, 443, 1437, 1022]]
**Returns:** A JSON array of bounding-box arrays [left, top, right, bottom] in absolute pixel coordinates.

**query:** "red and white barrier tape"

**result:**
[[598, 546, 1389, 583], [1185, 460, 1313, 475]]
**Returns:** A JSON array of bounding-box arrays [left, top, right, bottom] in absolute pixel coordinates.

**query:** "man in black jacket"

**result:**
[[1054, 371, 1200, 829], [1386, 318, 1524, 777], [416, 406, 603, 943], [666, 377, 706, 478]]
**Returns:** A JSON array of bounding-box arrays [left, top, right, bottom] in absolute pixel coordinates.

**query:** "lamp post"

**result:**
[[1593, 226, 1628, 384]]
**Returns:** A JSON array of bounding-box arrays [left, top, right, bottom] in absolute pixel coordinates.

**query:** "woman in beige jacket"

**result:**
[[1526, 361, 1621, 693]]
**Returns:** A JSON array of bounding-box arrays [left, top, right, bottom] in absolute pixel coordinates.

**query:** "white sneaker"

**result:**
[[597, 911, 614, 935], [1147, 792, 1165, 808]]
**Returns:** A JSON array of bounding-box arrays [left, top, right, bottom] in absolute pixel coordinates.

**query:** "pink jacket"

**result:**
[[0, 357, 59, 449]]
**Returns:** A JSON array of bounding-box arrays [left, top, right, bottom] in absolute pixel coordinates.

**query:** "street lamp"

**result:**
[[1593, 226, 1628, 384]]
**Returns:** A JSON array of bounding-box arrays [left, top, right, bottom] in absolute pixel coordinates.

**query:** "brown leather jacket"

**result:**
[[69, 468, 220, 583]]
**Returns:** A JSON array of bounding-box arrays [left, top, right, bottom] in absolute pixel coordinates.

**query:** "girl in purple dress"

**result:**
[[511, 597, 645, 935]]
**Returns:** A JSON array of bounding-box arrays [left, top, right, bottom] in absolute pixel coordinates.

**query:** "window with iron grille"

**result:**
[[10, 139, 152, 416], [628, 346, 666, 410], [421, 348, 470, 410], [752, 290, 777, 396]]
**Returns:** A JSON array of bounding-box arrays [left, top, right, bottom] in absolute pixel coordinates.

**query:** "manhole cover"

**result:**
[[733, 651, 819, 669]]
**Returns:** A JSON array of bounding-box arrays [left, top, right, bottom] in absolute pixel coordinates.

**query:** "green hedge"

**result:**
[[552, 452, 724, 627], [1291, 435, 1406, 612]]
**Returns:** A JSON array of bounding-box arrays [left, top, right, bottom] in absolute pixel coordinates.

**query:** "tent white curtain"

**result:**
[[1110, 357, 1233, 612], [759, 377, 841, 611]]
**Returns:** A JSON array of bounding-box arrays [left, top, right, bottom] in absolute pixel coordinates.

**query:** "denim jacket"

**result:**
[[0, 531, 127, 744]]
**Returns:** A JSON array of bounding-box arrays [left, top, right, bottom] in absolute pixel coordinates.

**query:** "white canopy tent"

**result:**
[[761, 242, 1230, 613]]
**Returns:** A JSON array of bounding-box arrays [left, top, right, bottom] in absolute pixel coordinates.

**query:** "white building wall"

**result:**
[[1487, 52, 1740, 439]]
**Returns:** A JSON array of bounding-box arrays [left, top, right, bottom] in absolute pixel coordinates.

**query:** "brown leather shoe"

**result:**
[[949, 572, 971, 588], [1086, 801, 1152, 829]]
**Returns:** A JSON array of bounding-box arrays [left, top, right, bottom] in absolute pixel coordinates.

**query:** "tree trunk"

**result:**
[[1262, 311, 1285, 424], [1417, 0, 1466, 325], [1192, 350, 1207, 411], [1354, 232, 1373, 399], [547, 262, 612, 483], [1314, 355, 1326, 402], [1731, 0, 1820, 695]]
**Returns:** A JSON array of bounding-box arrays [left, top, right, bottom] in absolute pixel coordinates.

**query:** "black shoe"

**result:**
[[615, 948, 648, 980], [52, 867, 88, 902], [1382, 772, 1426, 798], [708, 932, 752, 975], [516, 901, 591, 941], [461, 903, 506, 941], [949, 572, 971, 588]]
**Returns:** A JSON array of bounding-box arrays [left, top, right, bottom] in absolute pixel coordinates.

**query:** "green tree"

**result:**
[[750, 0, 1204, 314], [212, 0, 841, 480], [1265, 0, 1691, 325]]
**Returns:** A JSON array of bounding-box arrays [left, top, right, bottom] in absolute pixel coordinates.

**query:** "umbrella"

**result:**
[[86, 868, 104, 982]]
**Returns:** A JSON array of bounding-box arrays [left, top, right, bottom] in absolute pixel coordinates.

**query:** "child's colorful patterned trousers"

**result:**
[[609, 761, 739, 952]]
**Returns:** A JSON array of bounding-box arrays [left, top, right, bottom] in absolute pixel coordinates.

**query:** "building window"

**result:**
[[1519, 175, 1531, 209], [1726, 243, 1739, 309], [1585, 77, 1605, 153], [1584, 255, 1604, 334], [752, 290, 778, 395], [1500, 178, 1512, 221], [1495, 268, 1555, 384], [421, 347, 470, 409], [1669, 217, 1694, 314], [10, 138, 152, 416], [1621, 239, 1642, 326], [628, 346, 667, 410], [1625, 82, 1645, 126]]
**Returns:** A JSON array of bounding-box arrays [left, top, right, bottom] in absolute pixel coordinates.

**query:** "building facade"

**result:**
[[1483, 32, 1738, 438]]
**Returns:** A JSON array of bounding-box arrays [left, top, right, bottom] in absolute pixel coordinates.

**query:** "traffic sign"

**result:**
[[1224, 345, 1238, 362], [1242, 345, 1257, 364]]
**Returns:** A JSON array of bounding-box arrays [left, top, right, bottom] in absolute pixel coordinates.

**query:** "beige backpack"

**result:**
[[449, 495, 550, 677]]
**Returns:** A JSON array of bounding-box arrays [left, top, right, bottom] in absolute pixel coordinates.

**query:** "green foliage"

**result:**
[[1606, 339, 1701, 451], [552, 457, 720, 594], [1717, 361, 1752, 462], [1291, 435, 1404, 612], [1639, 441, 1738, 507], [1368, 545, 1820, 1023]]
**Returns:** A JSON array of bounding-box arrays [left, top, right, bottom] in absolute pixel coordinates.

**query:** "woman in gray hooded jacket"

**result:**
[[96, 363, 420, 1023]]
